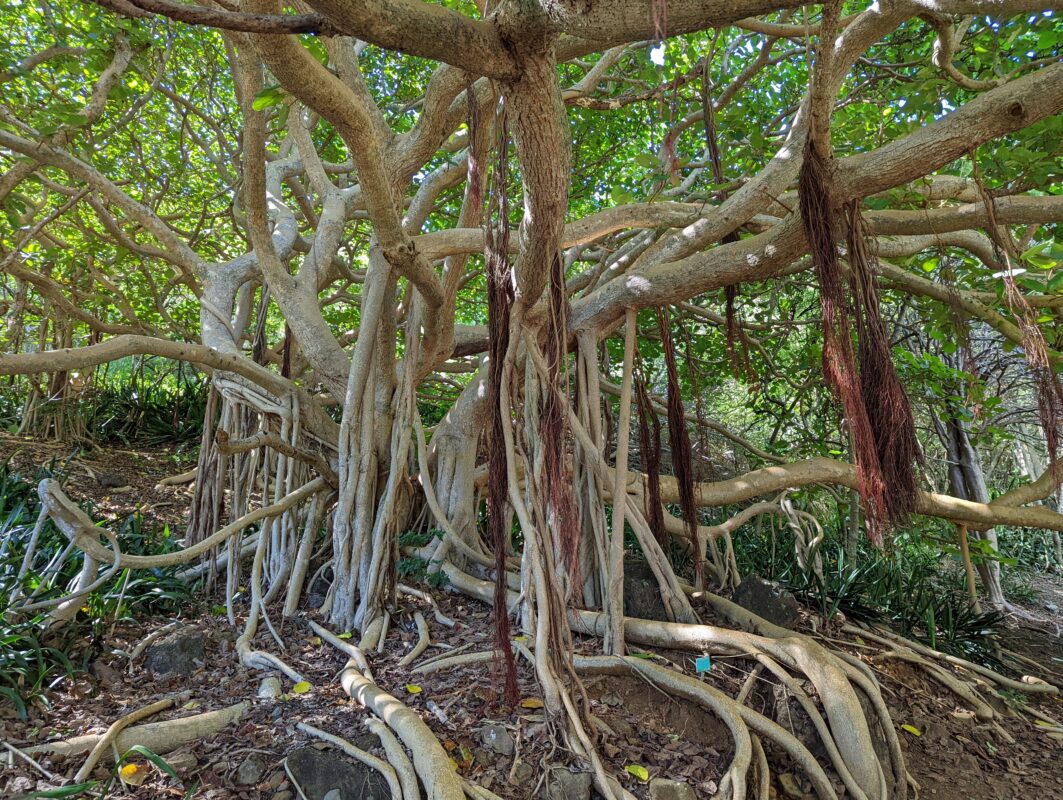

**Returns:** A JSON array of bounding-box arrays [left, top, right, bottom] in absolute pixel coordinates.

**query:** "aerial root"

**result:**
[[446, 563, 895, 799], [366, 718, 421, 800], [314, 620, 466, 800], [74, 697, 174, 783], [574, 654, 848, 800], [844, 623, 1060, 694], [399, 582, 457, 627], [750, 734, 770, 800], [29, 702, 248, 759], [398, 610, 430, 666], [155, 467, 197, 488]]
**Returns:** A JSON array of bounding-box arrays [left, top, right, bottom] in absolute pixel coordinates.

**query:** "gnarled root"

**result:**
[[315, 620, 465, 800], [29, 702, 248, 758], [446, 562, 901, 799]]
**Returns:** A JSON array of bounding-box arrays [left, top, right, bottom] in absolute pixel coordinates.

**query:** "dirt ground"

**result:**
[[2, 437, 1062, 800]]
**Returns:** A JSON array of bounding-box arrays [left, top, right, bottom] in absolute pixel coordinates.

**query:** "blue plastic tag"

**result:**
[[695, 655, 712, 673]]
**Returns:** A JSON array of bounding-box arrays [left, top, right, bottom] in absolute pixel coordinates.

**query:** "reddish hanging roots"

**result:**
[[541, 251, 582, 587], [970, 164, 1063, 480], [800, 139, 903, 541], [483, 106, 519, 707], [845, 202, 921, 525], [635, 365, 667, 547], [656, 306, 703, 582]]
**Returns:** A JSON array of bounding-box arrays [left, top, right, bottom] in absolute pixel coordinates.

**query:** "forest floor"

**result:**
[[2, 437, 1063, 800]]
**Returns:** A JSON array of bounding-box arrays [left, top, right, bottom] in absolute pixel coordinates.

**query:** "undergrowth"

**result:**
[[1, 358, 206, 446], [733, 516, 1008, 667], [0, 460, 197, 719]]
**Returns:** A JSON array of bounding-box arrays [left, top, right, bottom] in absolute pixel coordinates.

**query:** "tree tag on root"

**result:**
[[695, 655, 712, 673]]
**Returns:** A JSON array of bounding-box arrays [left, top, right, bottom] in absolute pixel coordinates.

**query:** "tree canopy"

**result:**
[[1, 1, 1062, 799]]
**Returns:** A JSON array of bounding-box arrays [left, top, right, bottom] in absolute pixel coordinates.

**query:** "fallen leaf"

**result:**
[[120, 763, 149, 786], [338, 631, 353, 640], [901, 724, 921, 736], [520, 697, 544, 709], [292, 681, 312, 694], [406, 684, 424, 694], [308, 636, 322, 646], [625, 764, 650, 782]]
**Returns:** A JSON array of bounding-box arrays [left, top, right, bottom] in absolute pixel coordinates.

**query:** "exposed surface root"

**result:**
[[316, 620, 466, 800], [296, 722, 403, 800], [28, 702, 248, 758]]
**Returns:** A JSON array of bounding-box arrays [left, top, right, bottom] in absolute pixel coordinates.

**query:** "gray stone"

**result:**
[[90, 660, 123, 688], [731, 576, 800, 629], [145, 627, 206, 676], [623, 559, 668, 621], [258, 676, 283, 699], [237, 755, 265, 786], [540, 768, 592, 800], [307, 567, 333, 610], [285, 746, 391, 800], [510, 762, 535, 786], [1044, 601, 1059, 613], [649, 778, 697, 800], [480, 724, 515, 756]]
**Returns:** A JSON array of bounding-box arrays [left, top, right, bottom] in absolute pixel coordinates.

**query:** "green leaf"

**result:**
[[624, 764, 650, 781], [252, 85, 286, 111], [28, 783, 100, 798]]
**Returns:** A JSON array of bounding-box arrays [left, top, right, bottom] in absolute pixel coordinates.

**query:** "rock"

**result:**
[[95, 471, 129, 489], [649, 778, 697, 800], [510, 762, 535, 786], [165, 750, 198, 773], [237, 755, 265, 785], [1044, 601, 1059, 613], [258, 676, 283, 699], [285, 746, 391, 800], [307, 567, 333, 610], [480, 724, 515, 756], [90, 660, 123, 687], [624, 558, 669, 621], [273, 793, 293, 800], [731, 576, 800, 629], [145, 627, 206, 676], [778, 773, 803, 799], [540, 768, 592, 800]]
